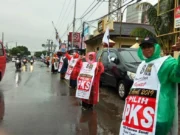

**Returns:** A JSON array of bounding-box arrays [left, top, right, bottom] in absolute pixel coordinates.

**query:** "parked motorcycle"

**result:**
[[15, 58, 21, 71]]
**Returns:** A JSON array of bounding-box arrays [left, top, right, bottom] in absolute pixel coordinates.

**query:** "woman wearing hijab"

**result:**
[[65, 51, 82, 89], [59, 50, 68, 79], [51, 53, 59, 73], [79, 52, 104, 110]]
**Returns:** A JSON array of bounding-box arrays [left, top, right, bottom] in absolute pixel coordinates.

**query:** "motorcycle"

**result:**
[[15, 59, 21, 71], [30, 59, 34, 65], [22, 59, 27, 66]]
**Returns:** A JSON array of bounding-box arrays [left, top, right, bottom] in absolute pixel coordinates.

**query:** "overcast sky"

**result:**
[[0, 0, 157, 52]]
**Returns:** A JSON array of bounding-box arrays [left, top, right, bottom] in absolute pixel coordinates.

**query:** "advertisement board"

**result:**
[[69, 32, 81, 42], [174, 6, 180, 28]]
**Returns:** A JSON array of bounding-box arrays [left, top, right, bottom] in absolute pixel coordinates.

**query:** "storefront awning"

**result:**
[[130, 43, 139, 48]]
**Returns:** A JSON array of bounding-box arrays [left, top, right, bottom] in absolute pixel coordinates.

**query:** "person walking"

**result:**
[[119, 37, 179, 135], [51, 53, 59, 73]]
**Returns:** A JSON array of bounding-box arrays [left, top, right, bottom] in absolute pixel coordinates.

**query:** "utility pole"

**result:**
[[81, 22, 85, 49], [67, 24, 69, 50], [109, 0, 122, 21], [72, 0, 77, 48], [47, 39, 51, 56], [16, 42, 17, 47]]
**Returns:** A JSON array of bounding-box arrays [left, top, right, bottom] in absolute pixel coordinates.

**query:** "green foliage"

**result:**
[[10, 46, 31, 56], [34, 50, 47, 58], [131, 1, 175, 52]]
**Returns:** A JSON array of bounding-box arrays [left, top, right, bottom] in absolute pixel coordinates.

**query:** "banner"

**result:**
[[54, 62, 58, 70], [119, 56, 169, 135], [58, 57, 63, 72], [120, 88, 157, 135], [174, 6, 180, 28], [76, 62, 97, 99], [65, 58, 78, 80], [69, 32, 81, 42]]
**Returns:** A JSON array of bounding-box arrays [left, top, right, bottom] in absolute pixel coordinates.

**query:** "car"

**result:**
[[0, 41, 6, 82], [96, 48, 141, 100]]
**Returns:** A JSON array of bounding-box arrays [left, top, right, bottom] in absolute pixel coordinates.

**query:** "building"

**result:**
[[84, 18, 154, 53], [126, 3, 149, 24]]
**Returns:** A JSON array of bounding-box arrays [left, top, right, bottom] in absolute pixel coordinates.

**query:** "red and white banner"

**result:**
[[58, 57, 64, 72], [65, 58, 78, 80], [175, 6, 180, 28], [120, 89, 157, 135], [69, 32, 81, 42], [120, 56, 169, 135], [76, 62, 97, 99]]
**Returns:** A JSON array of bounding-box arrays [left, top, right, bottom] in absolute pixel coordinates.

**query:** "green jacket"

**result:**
[[138, 44, 180, 134]]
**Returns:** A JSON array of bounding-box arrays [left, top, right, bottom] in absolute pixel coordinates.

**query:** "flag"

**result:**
[[52, 21, 62, 47], [102, 27, 109, 46], [55, 31, 62, 47], [41, 54, 44, 59], [102, 27, 110, 61]]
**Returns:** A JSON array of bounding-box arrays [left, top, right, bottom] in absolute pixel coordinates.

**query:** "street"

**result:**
[[0, 62, 124, 135]]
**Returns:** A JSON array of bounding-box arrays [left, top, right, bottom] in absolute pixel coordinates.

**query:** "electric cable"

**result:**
[[87, 0, 138, 23]]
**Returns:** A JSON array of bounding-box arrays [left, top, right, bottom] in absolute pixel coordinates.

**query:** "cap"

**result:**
[[139, 37, 158, 47]]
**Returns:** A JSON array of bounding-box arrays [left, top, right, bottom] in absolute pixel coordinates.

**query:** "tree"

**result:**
[[34, 50, 47, 58], [130, 0, 174, 54], [10, 46, 31, 56]]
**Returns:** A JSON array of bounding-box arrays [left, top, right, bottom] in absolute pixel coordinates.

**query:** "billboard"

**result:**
[[68, 32, 81, 42], [174, 6, 180, 28]]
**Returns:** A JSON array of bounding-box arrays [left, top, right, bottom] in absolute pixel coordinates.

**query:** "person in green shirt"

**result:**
[[138, 37, 179, 135]]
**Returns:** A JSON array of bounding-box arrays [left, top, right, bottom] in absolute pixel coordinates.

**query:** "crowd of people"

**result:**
[[44, 37, 179, 135], [45, 49, 104, 111]]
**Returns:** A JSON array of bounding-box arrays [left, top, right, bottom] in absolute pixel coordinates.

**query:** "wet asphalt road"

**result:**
[[0, 62, 125, 135]]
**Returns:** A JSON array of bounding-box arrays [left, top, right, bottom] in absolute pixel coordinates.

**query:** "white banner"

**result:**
[[58, 57, 64, 72], [76, 62, 97, 99], [65, 58, 78, 80]]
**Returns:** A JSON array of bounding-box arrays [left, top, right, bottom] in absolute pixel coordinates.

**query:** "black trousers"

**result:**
[[82, 101, 93, 109]]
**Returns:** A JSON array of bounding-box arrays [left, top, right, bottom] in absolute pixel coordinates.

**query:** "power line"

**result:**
[[60, 0, 99, 39], [60, 21, 73, 39], [49, 0, 68, 39], [59, 3, 74, 34], [87, 0, 139, 23], [76, 1, 103, 32], [55, 0, 67, 26], [81, 1, 101, 19], [85, 1, 104, 21], [80, 0, 96, 18], [57, 0, 72, 31]]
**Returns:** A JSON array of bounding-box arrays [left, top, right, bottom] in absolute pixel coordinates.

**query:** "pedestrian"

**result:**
[[119, 37, 179, 135], [79, 52, 104, 110], [65, 51, 82, 89], [59, 49, 68, 79], [51, 53, 58, 73], [45, 56, 50, 67]]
